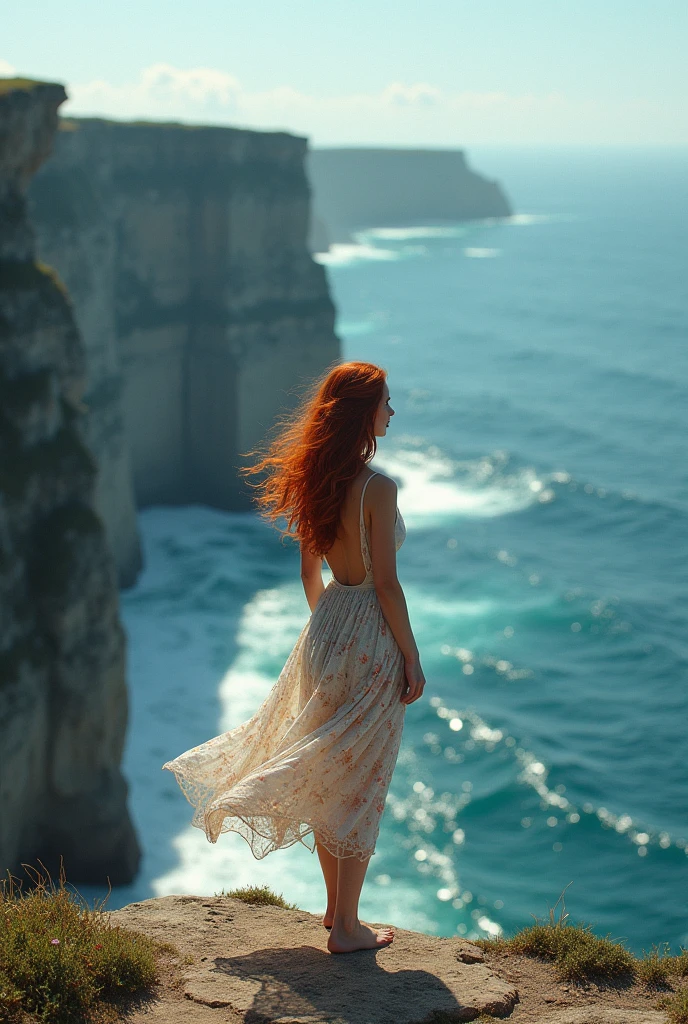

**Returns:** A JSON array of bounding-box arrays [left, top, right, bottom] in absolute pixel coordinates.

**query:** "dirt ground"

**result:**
[[108, 895, 677, 1023], [480, 946, 677, 1022]]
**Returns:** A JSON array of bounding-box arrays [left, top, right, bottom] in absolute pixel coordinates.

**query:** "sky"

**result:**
[[2, 1, 687, 146]]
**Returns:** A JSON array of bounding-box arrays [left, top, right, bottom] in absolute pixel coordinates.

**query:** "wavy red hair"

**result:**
[[239, 360, 387, 555]]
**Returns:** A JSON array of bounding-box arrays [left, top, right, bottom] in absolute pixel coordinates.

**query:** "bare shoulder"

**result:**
[[366, 471, 398, 505]]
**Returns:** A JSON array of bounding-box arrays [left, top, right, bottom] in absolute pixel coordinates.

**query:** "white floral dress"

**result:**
[[163, 471, 407, 861]]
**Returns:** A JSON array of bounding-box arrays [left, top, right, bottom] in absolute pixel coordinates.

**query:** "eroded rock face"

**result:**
[[0, 79, 140, 883], [307, 147, 513, 248], [29, 118, 340, 584]]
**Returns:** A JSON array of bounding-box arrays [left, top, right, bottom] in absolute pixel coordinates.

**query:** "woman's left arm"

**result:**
[[300, 544, 325, 613]]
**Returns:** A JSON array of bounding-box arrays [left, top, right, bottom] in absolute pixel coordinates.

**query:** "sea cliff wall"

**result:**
[[29, 118, 340, 584], [0, 80, 140, 883], [307, 147, 512, 248]]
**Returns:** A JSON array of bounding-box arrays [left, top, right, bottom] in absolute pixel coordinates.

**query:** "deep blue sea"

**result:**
[[99, 147, 688, 955]]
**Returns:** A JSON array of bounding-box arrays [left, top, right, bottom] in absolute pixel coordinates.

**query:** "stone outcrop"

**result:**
[[0, 79, 140, 882], [29, 117, 340, 584], [110, 897, 672, 1023], [111, 894, 521, 1022], [307, 147, 512, 249]]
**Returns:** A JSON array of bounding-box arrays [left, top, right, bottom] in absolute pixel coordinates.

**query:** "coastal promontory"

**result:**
[[307, 147, 512, 249], [0, 79, 140, 883], [29, 116, 341, 585]]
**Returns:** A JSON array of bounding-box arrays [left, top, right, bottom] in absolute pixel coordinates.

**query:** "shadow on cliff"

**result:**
[[211, 945, 472, 1023]]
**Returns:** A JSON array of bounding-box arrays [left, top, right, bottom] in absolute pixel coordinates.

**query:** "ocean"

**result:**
[[96, 147, 688, 955]]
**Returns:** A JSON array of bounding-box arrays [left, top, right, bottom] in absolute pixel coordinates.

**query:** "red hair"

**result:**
[[239, 360, 387, 555]]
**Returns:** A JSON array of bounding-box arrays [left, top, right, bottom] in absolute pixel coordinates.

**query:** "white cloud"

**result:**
[[3, 59, 682, 145], [0, 59, 17, 75], [60, 63, 243, 120], [381, 82, 443, 108]]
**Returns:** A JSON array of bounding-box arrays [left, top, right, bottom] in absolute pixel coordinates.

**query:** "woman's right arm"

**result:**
[[368, 475, 425, 704]]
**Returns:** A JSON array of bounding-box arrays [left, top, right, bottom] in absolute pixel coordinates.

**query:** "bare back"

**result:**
[[323, 468, 379, 586]]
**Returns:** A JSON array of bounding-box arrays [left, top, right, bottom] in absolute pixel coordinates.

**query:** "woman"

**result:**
[[163, 361, 426, 954]]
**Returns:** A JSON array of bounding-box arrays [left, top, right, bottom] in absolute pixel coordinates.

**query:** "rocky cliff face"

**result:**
[[307, 147, 512, 248], [0, 80, 140, 883], [29, 118, 340, 583]]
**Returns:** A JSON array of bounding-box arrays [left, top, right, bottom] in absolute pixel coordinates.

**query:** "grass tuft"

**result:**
[[0, 78, 51, 96], [0, 860, 158, 1023], [636, 943, 676, 989], [215, 884, 299, 910], [488, 920, 636, 983], [477, 883, 634, 983], [658, 987, 688, 1024], [668, 950, 688, 979], [477, 883, 688, 1004]]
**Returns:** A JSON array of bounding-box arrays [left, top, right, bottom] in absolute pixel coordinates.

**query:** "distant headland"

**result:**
[[307, 147, 512, 251]]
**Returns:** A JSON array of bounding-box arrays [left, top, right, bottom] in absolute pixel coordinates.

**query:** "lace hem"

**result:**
[[203, 808, 377, 862], [163, 762, 378, 862]]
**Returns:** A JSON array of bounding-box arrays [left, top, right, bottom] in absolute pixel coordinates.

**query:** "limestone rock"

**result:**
[[537, 1008, 667, 1023], [455, 942, 485, 964], [110, 894, 520, 1023], [0, 78, 139, 883], [29, 118, 340, 584], [307, 147, 512, 247]]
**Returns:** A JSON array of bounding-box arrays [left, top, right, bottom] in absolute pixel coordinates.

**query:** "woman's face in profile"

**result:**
[[373, 380, 394, 437]]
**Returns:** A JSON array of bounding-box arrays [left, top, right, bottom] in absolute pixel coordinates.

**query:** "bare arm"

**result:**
[[369, 476, 425, 703], [300, 544, 325, 614]]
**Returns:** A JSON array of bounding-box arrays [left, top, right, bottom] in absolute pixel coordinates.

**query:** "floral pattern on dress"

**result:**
[[163, 471, 408, 861]]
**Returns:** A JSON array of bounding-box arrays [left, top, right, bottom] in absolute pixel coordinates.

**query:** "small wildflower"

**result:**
[[95, 943, 103, 949], [51, 938, 60, 945]]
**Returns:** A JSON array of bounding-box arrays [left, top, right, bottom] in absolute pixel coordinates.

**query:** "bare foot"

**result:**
[[322, 910, 334, 930], [327, 921, 394, 953]]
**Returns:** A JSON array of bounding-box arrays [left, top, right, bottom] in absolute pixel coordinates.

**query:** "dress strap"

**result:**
[[359, 472, 378, 573]]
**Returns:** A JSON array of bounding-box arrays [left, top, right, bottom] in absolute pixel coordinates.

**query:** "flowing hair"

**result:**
[[239, 360, 387, 555]]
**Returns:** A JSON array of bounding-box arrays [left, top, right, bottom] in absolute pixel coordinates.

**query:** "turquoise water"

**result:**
[[102, 148, 687, 954]]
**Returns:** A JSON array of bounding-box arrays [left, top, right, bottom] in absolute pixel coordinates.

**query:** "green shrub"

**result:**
[[637, 943, 675, 988], [667, 950, 688, 978], [476, 884, 635, 983], [215, 884, 299, 910], [477, 885, 688, 992], [0, 78, 48, 96], [658, 987, 688, 1024], [493, 920, 636, 983], [0, 861, 158, 1023]]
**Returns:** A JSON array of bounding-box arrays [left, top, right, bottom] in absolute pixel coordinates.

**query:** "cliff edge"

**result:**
[[29, 117, 340, 585], [0, 79, 140, 883], [109, 895, 670, 1023], [307, 147, 512, 250]]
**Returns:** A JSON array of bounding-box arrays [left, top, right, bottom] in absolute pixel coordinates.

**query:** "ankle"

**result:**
[[333, 913, 359, 932]]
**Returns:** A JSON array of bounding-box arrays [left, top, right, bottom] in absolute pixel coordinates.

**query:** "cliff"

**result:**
[[109, 895, 670, 1023], [0, 80, 140, 883], [29, 117, 340, 584], [111, 894, 520, 1022], [307, 147, 512, 249]]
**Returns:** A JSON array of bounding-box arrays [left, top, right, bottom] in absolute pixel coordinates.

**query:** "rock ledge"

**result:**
[[111, 894, 519, 1023]]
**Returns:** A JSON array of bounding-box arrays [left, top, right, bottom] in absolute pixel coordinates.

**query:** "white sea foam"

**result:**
[[504, 213, 556, 226], [315, 215, 554, 268], [313, 242, 401, 266], [373, 445, 551, 522], [152, 819, 433, 931], [463, 247, 500, 258], [360, 225, 469, 241], [335, 319, 376, 337], [150, 581, 326, 904]]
